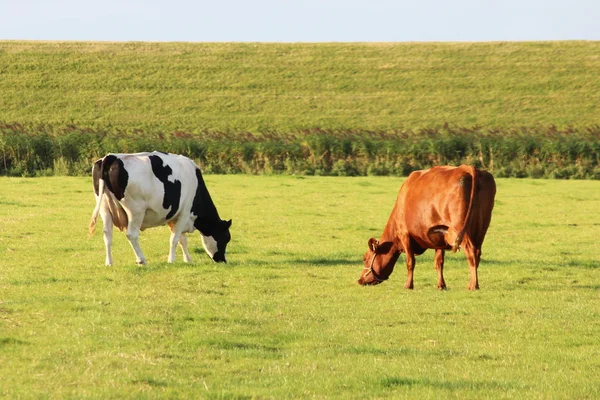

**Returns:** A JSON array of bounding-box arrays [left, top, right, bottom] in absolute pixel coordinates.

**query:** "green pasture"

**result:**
[[1, 41, 599, 131], [1, 175, 599, 398]]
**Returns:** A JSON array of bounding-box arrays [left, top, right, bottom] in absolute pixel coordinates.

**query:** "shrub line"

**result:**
[[1, 122, 600, 179]]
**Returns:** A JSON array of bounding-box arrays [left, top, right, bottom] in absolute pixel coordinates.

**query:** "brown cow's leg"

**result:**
[[404, 251, 416, 289], [463, 240, 480, 290], [434, 249, 446, 290]]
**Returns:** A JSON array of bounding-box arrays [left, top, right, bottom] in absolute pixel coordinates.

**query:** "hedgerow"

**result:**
[[1, 123, 600, 179]]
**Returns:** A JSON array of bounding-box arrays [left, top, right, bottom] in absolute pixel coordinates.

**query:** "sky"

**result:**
[[0, 0, 598, 42]]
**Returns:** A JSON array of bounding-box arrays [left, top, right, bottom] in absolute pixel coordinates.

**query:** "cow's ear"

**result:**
[[225, 219, 232, 228], [368, 238, 379, 252]]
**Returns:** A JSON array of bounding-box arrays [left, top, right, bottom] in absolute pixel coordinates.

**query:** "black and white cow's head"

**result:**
[[199, 219, 232, 263]]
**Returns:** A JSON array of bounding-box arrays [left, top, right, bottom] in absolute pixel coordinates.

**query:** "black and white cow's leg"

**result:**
[[100, 205, 114, 267], [178, 234, 193, 263], [125, 213, 146, 265], [168, 230, 182, 263], [168, 219, 193, 263]]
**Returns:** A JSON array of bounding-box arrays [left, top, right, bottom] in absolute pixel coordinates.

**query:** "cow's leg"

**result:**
[[434, 249, 446, 290], [404, 250, 416, 289], [125, 215, 146, 265], [400, 236, 416, 289], [167, 219, 193, 263], [100, 207, 114, 267], [463, 238, 480, 290], [168, 230, 182, 263], [178, 234, 193, 263]]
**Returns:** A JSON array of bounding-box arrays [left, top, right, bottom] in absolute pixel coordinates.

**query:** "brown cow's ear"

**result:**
[[368, 238, 379, 252]]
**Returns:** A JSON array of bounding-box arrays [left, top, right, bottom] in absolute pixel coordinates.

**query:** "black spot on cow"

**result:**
[[101, 155, 128, 200], [149, 155, 181, 220]]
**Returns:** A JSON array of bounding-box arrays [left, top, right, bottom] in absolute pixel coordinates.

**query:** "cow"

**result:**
[[358, 165, 495, 290], [89, 152, 232, 266]]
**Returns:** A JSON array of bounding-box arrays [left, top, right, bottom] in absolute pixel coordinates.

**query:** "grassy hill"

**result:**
[[1, 41, 599, 132]]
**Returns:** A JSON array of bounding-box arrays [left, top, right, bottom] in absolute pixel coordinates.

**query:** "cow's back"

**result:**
[[107, 152, 200, 229], [398, 165, 487, 250], [401, 166, 473, 226]]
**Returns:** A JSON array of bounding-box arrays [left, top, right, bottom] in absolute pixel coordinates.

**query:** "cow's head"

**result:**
[[358, 238, 399, 285], [201, 219, 232, 263]]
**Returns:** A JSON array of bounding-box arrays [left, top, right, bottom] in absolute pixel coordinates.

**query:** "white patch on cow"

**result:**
[[201, 235, 218, 259]]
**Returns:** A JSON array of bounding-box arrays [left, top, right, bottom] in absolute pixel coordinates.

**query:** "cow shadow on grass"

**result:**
[[122, 255, 597, 272], [240, 255, 561, 268], [239, 256, 359, 267], [123, 258, 218, 274], [290, 257, 359, 266]]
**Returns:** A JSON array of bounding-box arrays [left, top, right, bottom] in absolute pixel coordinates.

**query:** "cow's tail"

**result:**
[[452, 165, 478, 253], [89, 177, 105, 235]]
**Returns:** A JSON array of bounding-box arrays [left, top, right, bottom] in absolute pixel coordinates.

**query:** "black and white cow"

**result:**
[[89, 152, 231, 266]]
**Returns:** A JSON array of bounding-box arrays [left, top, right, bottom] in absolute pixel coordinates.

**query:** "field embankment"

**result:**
[[1, 41, 599, 131], [1, 41, 599, 177]]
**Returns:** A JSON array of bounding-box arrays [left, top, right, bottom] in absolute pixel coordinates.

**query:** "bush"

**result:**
[[1, 122, 600, 179]]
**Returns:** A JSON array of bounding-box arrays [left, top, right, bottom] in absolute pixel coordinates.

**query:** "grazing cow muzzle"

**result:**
[[212, 251, 227, 263], [358, 252, 387, 285]]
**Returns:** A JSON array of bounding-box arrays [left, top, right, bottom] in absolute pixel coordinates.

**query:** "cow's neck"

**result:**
[[194, 198, 221, 235], [195, 210, 221, 236], [383, 204, 403, 249], [376, 209, 402, 276], [192, 170, 222, 236]]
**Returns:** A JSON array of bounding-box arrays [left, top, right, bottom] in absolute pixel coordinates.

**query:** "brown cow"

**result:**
[[358, 165, 496, 290]]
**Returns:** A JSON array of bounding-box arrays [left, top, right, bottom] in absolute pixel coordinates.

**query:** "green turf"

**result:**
[[1, 41, 599, 132], [1, 175, 599, 398]]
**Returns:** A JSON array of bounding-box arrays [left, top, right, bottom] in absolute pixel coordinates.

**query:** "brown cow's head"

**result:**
[[358, 238, 399, 285]]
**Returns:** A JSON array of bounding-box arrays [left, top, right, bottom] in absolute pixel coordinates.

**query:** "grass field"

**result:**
[[1, 175, 599, 398], [1, 41, 599, 131]]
